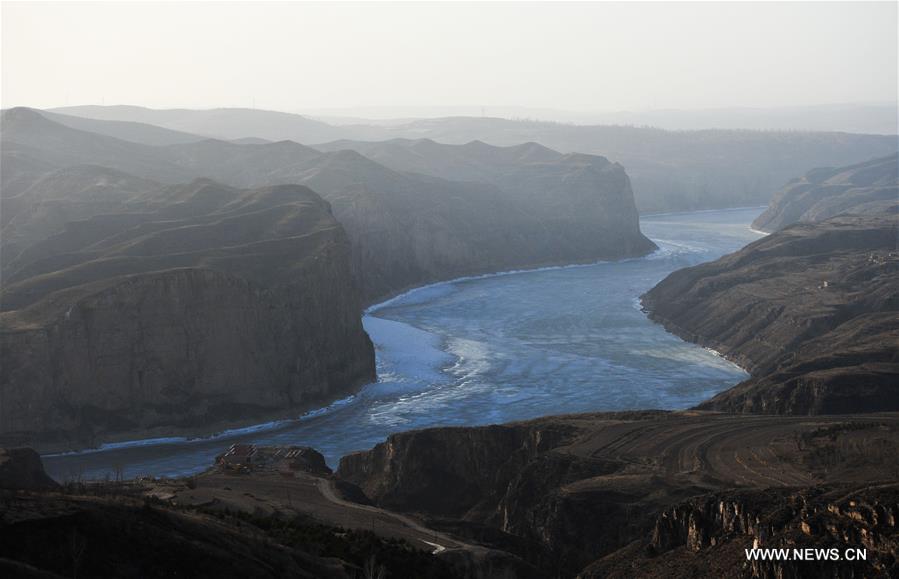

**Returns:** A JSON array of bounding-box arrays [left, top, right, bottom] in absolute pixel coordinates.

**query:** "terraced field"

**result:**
[[561, 411, 899, 490]]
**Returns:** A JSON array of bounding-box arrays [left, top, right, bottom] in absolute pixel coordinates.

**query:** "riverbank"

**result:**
[[29, 383, 365, 458]]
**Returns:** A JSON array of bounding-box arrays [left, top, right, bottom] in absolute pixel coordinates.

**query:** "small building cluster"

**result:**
[[216, 444, 331, 475]]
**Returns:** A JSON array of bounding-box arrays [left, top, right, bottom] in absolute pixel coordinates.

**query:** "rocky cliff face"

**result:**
[[338, 421, 580, 519], [587, 486, 899, 578], [308, 142, 656, 302], [0, 182, 375, 449], [337, 414, 665, 575], [337, 412, 899, 576], [641, 215, 899, 414], [333, 152, 655, 303], [753, 154, 898, 233]]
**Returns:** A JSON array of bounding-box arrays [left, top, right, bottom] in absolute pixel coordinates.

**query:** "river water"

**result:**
[[43, 207, 765, 481]]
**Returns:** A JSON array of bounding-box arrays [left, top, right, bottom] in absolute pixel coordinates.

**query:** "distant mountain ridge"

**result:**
[[1, 107, 194, 183], [40, 109, 207, 145], [314, 138, 569, 183], [51, 104, 342, 144], [3, 107, 655, 303], [303, 102, 899, 134], [50, 105, 899, 213]]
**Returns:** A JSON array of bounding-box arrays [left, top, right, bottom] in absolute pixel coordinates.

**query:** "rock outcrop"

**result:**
[[0, 181, 375, 449], [587, 486, 899, 578], [0, 447, 58, 490], [641, 215, 899, 414], [338, 421, 581, 518], [753, 154, 899, 232]]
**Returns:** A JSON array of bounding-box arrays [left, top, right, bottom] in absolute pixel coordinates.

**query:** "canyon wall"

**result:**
[[0, 182, 375, 448], [641, 215, 899, 414]]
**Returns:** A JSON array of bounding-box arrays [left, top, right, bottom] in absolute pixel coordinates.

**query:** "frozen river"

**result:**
[[44, 207, 765, 481]]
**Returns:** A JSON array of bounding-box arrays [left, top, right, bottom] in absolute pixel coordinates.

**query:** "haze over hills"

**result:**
[[348, 117, 898, 213], [0, 108, 194, 185], [752, 154, 899, 232], [304, 102, 899, 134], [314, 138, 570, 184], [1, 165, 163, 269], [40, 109, 207, 146], [51, 105, 342, 144], [52, 105, 899, 213], [2, 107, 655, 304], [593, 102, 898, 134]]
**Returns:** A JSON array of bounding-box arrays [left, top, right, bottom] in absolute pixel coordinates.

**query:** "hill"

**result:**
[[641, 215, 899, 414], [3, 108, 655, 303], [39, 109, 207, 145], [52, 104, 344, 144], [752, 154, 899, 232], [52, 106, 898, 213]]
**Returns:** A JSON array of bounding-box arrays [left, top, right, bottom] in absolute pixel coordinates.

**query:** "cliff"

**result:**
[[753, 154, 899, 232], [641, 215, 899, 414], [0, 182, 375, 449], [308, 139, 656, 301], [337, 412, 899, 577]]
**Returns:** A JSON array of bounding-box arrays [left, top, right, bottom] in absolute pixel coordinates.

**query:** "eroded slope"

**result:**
[[641, 215, 899, 414]]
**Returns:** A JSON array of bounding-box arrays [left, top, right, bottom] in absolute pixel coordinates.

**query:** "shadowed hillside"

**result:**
[[337, 411, 899, 577]]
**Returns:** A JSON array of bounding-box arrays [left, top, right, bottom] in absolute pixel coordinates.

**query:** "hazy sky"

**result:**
[[2, 1, 897, 113]]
